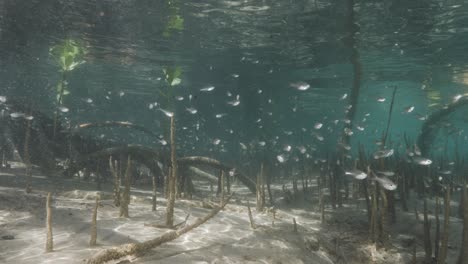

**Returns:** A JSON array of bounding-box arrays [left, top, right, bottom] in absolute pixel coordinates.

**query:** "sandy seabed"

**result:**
[[0, 165, 464, 264]]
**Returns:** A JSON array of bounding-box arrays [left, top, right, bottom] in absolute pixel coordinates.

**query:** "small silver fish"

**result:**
[[345, 169, 367, 180], [277, 154, 286, 163], [344, 127, 353, 136], [438, 170, 452, 175], [227, 95, 240, 106], [376, 171, 395, 177], [186, 107, 197, 114], [413, 157, 432, 166], [298, 146, 307, 154], [159, 108, 174, 117], [58, 106, 69, 113], [227, 99, 240, 106], [290, 82, 310, 91], [200, 86, 215, 92], [453, 94, 463, 103], [10, 112, 25, 119], [373, 149, 394, 159], [373, 175, 397, 190], [404, 106, 415, 113]]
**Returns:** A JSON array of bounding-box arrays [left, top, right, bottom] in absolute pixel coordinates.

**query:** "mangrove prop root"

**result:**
[[438, 188, 451, 264], [247, 201, 256, 229], [45, 192, 53, 252], [119, 156, 131, 218], [109, 157, 121, 207], [457, 185, 468, 264], [187, 166, 218, 183], [418, 96, 468, 156], [166, 115, 177, 227], [178, 156, 256, 194], [74, 121, 159, 138], [90, 196, 99, 246]]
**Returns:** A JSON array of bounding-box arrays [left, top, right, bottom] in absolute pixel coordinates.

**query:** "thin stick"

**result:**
[[45, 193, 53, 252], [382, 86, 398, 147], [90, 196, 100, 246], [166, 115, 177, 227], [24, 117, 32, 193], [247, 201, 256, 229]]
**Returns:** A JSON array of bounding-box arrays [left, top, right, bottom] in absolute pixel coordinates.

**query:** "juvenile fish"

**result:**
[[375, 171, 395, 177], [372, 175, 397, 190], [413, 157, 432, 166], [373, 149, 394, 159], [345, 169, 367, 180]]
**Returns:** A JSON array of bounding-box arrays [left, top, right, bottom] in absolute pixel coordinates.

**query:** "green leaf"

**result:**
[[163, 66, 183, 87], [163, 13, 184, 37], [50, 39, 87, 72], [171, 78, 181, 86]]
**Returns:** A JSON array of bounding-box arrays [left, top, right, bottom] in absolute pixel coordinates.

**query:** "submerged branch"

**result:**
[[74, 121, 159, 138], [178, 156, 256, 194], [187, 166, 218, 183], [85, 194, 233, 264], [418, 96, 468, 156]]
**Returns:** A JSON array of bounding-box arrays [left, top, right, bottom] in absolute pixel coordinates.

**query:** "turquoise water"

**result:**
[[1, 0, 468, 163], [2, 2, 468, 263]]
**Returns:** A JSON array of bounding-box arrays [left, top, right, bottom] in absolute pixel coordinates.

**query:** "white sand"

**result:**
[[0, 167, 464, 264]]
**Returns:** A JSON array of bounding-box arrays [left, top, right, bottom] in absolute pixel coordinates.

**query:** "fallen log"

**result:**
[[85, 194, 233, 264], [178, 156, 256, 194]]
